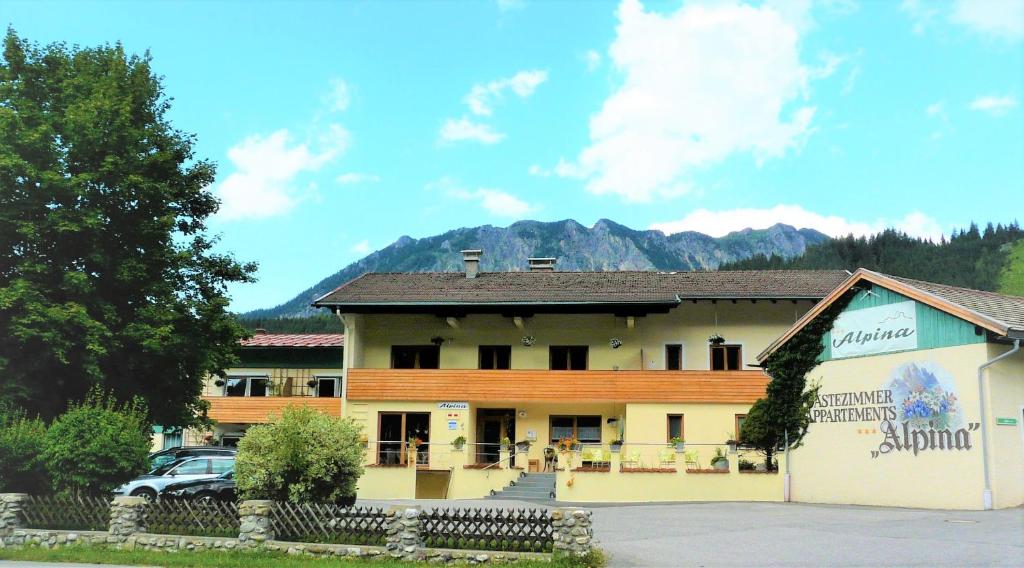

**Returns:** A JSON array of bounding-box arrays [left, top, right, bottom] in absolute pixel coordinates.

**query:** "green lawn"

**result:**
[[0, 546, 605, 567]]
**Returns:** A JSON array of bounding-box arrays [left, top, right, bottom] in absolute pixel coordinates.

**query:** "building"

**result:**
[[193, 332, 344, 447], [308, 251, 848, 500], [761, 269, 1024, 510]]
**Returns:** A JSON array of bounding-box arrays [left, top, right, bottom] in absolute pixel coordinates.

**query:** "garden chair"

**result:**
[[684, 449, 701, 470], [581, 447, 597, 466], [621, 448, 642, 468], [658, 447, 676, 467]]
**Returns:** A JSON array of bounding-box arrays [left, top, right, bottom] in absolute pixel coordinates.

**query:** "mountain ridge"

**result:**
[[245, 219, 829, 319]]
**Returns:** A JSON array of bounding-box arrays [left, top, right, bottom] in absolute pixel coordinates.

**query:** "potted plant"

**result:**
[[670, 436, 685, 452], [521, 335, 536, 347], [711, 447, 729, 471], [408, 437, 423, 457], [556, 436, 580, 453], [726, 439, 739, 454], [708, 333, 725, 346], [609, 439, 624, 453], [514, 439, 531, 453], [738, 459, 756, 471], [452, 435, 466, 451], [500, 436, 511, 451], [214, 378, 225, 387], [307, 378, 318, 388]]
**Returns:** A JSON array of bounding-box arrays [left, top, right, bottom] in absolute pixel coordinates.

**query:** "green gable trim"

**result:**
[[235, 347, 343, 369], [821, 283, 985, 361]]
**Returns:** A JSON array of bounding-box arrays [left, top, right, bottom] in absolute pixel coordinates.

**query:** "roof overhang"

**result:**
[[312, 299, 682, 317], [757, 268, 1014, 362]]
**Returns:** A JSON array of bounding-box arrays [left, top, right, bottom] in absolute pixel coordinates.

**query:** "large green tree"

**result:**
[[0, 29, 255, 425]]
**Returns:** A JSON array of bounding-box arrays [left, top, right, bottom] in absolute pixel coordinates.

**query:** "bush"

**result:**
[[0, 405, 49, 493], [42, 388, 151, 495], [235, 406, 365, 504]]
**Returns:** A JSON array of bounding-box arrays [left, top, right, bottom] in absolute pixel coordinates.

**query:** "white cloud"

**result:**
[[950, 0, 1023, 41], [584, 50, 602, 71], [553, 0, 820, 202], [454, 188, 535, 218], [528, 164, 551, 177], [328, 79, 351, 112], [903, 0, 1023, 40], [464, 70, 548, 116], [650, 205, 945, 241], [214, 128, 345, 221], [439, 117, 506, 145], [969, 95, 1018, 116], [497, 0, 525, 13], [350, 240, 371, 254], [430, 176, 535, 218], [336, 172, 380, 185], [926, 101, 945, 116]]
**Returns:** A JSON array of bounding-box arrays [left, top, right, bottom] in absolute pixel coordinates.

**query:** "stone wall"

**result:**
[[0, 493, 588, 563]]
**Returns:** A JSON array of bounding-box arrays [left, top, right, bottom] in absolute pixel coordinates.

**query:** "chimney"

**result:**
[[461, 249, 482, 278], [528, 257, 556, 272]]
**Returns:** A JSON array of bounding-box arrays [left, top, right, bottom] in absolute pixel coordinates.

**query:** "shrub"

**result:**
[[235, 405, 365, 504], [42, 388, 151, 495], [0, 405, 49, 493]]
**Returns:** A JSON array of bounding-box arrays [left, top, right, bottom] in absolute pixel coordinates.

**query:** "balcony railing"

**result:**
[[201, 376, 342, 423], [346, 368, 769, 403]]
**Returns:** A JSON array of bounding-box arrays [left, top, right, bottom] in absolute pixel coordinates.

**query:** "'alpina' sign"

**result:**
[[830, 301, 917, 359]]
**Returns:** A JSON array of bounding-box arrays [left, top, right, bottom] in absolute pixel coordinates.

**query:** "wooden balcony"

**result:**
[[346, 369, 769, 403], [202, 396, 342, 423]]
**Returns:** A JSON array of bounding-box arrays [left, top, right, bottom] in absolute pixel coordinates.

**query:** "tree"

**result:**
[[42, 388, 151, 495], [0, 404, 49, 493], [235, 406, 365, 504], [742, 293, 854, 470], [0, 29, 256, 425]]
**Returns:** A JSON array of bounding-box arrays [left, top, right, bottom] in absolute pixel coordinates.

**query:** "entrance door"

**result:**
[[476, 409, 516, 464]]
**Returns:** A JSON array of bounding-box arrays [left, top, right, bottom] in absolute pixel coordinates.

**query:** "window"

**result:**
[[391, 345, 440, 369], [667, 414, 684, 442], [710, 345, 742, 371], [479, 345, 512, 369], [223, 376, 268, 397], [171, 459, 210, 475], [735, 414, 747, 442], [378, 412, 431, 466], [313, 377, 340, 397], [549, 416, 602, 444], [549, 346, 588, 370], [665, 344, 683, 370], [210, 458, 234, 474]]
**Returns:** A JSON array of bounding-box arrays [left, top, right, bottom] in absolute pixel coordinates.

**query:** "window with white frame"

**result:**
[[312, 376, 341, 397]]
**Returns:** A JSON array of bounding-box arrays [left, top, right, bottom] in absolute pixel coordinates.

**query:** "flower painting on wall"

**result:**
[[888, 362, 961, 431]]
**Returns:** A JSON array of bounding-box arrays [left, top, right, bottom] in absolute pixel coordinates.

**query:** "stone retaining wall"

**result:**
[[0, 493, 591, 563]]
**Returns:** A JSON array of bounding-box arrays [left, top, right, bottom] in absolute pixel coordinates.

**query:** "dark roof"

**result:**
[[312, 270, 850, 310], [240, 334, 344, 348], [886, 275, 1024, 331]]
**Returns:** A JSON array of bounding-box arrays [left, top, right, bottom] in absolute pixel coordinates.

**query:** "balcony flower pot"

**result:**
[[711, 457, 730, 471], [708, 333, 725, 346], [500, 437, 511, 452], [675, 442, 686, 452], [307, 379, 318, 388], [214, 379, 225, 387], [514, 440, 531, 453], [610, 441, 623, 453], [452, 436, 466, 451], [726, 440, 739, 454]]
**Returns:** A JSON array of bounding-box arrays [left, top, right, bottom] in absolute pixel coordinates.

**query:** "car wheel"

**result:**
[[131, 487, 157, 502], [194, 491, 218, 505]]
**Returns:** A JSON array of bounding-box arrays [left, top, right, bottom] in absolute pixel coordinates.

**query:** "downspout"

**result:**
[[978, 339, 1019, 510]]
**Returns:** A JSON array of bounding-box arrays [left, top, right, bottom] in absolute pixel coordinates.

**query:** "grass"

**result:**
[[0, 545, 606, 567]]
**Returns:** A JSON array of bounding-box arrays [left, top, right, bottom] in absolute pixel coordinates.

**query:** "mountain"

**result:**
[[721, 222, 1024, 295], [244, 219, 829, 319]]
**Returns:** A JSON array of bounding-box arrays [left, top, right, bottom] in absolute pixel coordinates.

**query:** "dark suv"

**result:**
[[149, 446, 237, 470]]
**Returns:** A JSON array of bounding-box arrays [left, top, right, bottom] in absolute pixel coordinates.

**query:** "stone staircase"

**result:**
[[484, 473, 556, 502]]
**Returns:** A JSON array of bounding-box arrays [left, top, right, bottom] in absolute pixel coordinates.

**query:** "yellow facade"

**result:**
[[790, 342, 1024, 510], [343, 302, 808, 501]]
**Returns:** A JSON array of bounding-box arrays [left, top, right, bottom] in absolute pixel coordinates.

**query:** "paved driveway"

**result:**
[[363, 499, 1023, 567]]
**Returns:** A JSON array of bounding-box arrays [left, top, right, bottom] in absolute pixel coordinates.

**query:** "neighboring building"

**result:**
[[189, 332, 345, 447], [760, 269, 1024, 510], [311, 250, 848, 500]]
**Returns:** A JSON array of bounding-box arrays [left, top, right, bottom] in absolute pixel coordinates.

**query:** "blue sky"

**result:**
[[8, 0, 1023, 312]]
